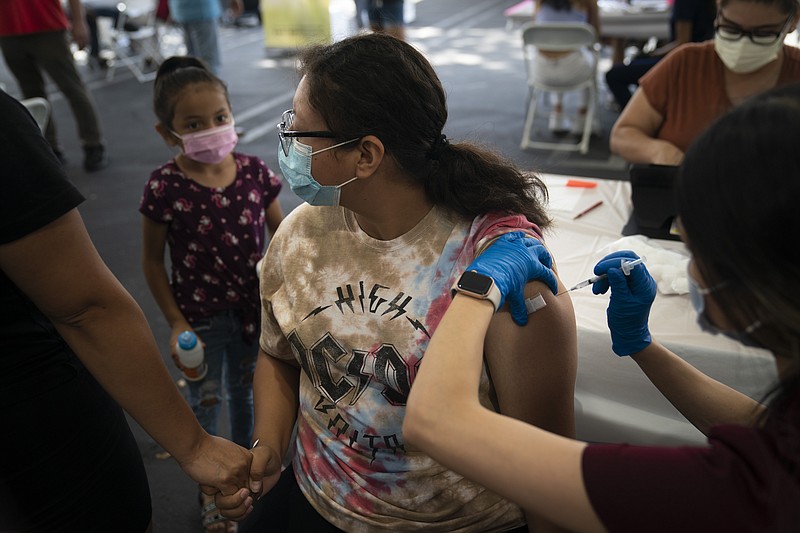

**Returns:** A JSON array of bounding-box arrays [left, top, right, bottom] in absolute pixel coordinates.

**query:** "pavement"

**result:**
[[1, 1, 629, 531]]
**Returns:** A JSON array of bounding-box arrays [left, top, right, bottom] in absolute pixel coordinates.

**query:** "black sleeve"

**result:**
[[0, 92, 84, 244]]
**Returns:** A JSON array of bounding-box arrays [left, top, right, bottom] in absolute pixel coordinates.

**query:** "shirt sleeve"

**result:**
[[0, 93, 84, 244], [638, 47, 685, 118], [254, 157, 282, 208], [581, 424, 800, 532], [139, 167, 175, 223]]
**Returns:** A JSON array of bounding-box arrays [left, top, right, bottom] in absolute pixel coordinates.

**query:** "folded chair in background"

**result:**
[[104, 1, 164, 82], [520, 22, 600, 155]]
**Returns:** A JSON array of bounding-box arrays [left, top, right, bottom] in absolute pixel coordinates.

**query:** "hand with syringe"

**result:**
[[588, 251, 658, 356], [461, 235, 657, 356], [559, 256, 647, 295]]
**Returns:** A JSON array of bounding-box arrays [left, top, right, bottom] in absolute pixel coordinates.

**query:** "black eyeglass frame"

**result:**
[[714, 12, 795, 45], [277, 109, 341, 156]]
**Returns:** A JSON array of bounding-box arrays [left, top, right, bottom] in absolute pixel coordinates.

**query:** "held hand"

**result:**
[[179, 435, 252, 498], [467, 231, 558, 326], [592, 251, 656, 356], [215, 445, 283, 520]]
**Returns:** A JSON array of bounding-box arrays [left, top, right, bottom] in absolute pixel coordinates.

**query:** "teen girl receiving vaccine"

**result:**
[[139, 56, 283, 533]]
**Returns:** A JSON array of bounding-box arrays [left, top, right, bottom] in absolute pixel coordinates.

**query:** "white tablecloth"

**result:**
[[540, 174, 777, 445]]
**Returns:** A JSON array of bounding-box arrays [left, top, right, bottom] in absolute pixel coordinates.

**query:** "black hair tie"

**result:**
[[428, 134, 449, 161]]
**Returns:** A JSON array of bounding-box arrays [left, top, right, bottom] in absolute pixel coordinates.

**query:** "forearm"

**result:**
[[405, 296, 602, 533], [53, 285, 206, 459], [632, 340, 764, 434], [252, 351, 301, 460], [142, 258, 190, 330], [610, 124, 675, 164], [67, 0, 85, 22]]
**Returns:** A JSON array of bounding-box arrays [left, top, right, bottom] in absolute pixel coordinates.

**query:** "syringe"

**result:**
[[560, 256, 647, 294]]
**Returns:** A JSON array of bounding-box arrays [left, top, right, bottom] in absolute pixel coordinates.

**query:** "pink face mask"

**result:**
[[173, 123, 238, 164]]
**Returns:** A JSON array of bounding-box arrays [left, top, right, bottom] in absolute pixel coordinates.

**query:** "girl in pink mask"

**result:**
[[139, 55, 284, 533]]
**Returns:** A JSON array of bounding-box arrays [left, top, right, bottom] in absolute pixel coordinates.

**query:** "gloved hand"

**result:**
[[467, 231, 558, 326], [592, 250, 657, 356]]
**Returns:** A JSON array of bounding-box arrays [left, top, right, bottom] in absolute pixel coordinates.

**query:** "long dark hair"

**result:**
[[677, 82, 800, 412], [152, 56, 230, 129], [296, 33, 551, 229]]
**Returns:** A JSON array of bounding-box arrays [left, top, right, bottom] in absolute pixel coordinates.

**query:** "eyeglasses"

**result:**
[[277, 109, 340, 156], [715, 13, 794, 45]]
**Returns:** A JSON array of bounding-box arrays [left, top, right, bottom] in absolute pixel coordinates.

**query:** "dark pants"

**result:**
[[0, 30, 104, 150], [604, 55, 661, 109], [238, 465, 344, 533]]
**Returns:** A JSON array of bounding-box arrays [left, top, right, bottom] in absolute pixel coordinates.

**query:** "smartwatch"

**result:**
[[451, 270, 502, 312]]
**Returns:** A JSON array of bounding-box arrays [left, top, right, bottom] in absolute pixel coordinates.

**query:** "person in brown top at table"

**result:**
[[609, 0, 800, 165]]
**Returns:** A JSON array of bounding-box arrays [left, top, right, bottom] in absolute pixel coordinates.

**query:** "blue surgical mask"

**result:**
[[688, 271, 762, 347], [278, 138, 358, 207]]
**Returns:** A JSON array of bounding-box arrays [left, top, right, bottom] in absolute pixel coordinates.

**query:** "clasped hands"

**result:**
[[199, 442, 283, 521], [467, 233, 656, 355]]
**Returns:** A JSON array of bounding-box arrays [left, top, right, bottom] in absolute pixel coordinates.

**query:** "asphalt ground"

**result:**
[[1, 1, 629, 530]]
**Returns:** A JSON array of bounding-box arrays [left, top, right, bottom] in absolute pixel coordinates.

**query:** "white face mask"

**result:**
[[714, 33, 784, 74]]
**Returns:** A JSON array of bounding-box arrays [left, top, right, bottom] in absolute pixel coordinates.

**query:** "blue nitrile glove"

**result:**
[[592, 250, 657, 356], [466, 231, 558, 326]]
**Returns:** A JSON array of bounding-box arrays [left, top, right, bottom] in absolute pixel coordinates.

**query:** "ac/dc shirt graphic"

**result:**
[[259, 203, 540, 532]]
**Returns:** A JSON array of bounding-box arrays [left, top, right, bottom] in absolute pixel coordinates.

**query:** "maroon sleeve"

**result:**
[[581, 425, 800, 532]]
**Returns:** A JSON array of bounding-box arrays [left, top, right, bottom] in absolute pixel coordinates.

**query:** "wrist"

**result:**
[[451, 270, 502, 312]]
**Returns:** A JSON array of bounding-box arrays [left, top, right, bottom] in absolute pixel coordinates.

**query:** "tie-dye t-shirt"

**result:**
[[140, 153, 281, 342], [259, 203, 540, 532]]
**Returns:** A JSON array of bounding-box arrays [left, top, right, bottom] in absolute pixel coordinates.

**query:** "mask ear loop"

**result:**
[[337, 176, 358, 189]]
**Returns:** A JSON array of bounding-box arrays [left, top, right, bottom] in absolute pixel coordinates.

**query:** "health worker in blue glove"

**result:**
[[404, 82, 800, 533]]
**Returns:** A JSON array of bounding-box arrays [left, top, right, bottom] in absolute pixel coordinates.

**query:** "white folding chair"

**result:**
[[104, 1, 164, 83], [520, 22, 600, 154], [20, 97, 51, 133]]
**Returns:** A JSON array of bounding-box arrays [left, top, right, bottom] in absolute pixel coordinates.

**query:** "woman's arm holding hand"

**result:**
[[215, 349, 301, 519], [404, 294, 603, 533], [0, 209, 251, 493], [609, 88, 684, 165]]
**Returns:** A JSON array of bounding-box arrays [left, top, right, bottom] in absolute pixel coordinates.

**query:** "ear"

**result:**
[[354, 135, 385, 178], [155, 122, 179, 147]]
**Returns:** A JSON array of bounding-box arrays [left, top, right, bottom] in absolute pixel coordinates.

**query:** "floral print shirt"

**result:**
[[140, 153, 281, 342]]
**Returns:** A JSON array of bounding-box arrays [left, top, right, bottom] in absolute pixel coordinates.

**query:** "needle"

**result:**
[[557, 256, 647, 295]]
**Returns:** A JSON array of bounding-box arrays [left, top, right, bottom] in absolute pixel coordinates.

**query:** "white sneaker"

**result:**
[[548, 111, 569, 134], [571, 113, 602, 137]]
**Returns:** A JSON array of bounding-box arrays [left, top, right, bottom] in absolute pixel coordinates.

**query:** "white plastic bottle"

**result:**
[[176, 331, 207, 381]]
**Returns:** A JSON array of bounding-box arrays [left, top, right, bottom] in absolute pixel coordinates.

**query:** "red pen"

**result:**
[[573, 200, 603, 219]]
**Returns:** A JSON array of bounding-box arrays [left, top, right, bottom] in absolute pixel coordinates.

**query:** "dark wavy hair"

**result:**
[[152, 56, 230, 129], [296, 33, 551, 229], [719, 0, 798, 15], [677, 82, 800, 412]]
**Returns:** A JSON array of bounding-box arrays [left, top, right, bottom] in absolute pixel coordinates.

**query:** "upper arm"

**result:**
[[484, 278, 578, 437], [0, 209, 127, 322], [265, 200, 284, 237], [141, 216, 169, 264], [673, 20, 694, 44]]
